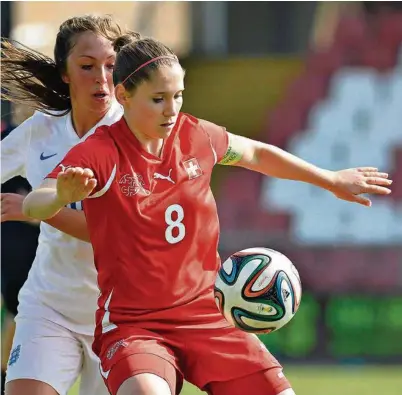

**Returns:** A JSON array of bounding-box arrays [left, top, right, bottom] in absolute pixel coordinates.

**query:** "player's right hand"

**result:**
[[56, 167, 97, 205]]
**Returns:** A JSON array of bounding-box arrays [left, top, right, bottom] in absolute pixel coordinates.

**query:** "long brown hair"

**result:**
[[1, 15, 130, 116]]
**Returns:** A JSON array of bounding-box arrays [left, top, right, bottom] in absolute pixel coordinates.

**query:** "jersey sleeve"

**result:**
[[1, 112, 39, 183], [198, 119, 229, 164], [46, 130, 116, 198]]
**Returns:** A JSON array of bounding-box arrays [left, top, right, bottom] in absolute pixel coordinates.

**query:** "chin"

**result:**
[[90, 102, 112, 115]]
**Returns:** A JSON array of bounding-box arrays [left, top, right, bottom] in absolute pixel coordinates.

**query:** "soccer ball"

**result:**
[[214, 247, 302, 334]]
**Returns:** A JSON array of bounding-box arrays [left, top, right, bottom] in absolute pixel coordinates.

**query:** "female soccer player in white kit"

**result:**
[[0, 15, 131, 395]]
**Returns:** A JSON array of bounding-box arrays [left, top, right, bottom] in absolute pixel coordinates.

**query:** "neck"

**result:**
[[70, 102, 109, 138], [124, 116, 165, 157]]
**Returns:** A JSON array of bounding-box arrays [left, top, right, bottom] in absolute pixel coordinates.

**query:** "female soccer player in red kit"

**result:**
[[23, 33, 392, 395]]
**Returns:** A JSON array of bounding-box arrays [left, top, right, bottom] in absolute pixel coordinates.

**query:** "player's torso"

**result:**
[[19, 104, 123, 333], [90, 115, 222, 316]]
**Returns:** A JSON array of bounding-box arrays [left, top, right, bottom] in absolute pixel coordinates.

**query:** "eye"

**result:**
[[152, 98, 163, 103], [174, 94, 183, 100], [81, 65, 93, 70], [107, 64, 115, 70]]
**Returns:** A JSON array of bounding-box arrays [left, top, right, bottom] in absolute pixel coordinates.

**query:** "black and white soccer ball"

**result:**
[[214, 247, 302, 334]]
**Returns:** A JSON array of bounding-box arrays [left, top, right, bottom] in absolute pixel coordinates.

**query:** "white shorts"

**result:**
[[6, 314, 109, 395]]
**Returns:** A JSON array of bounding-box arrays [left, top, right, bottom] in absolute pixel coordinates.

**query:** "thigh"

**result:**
[[206, 367, 292, 395], [175, 326, 282, 390], [97, 327, 182, 395], [78, 334, 109, 395], [5, 316, 83, 395], [112, 355, 176, 395]]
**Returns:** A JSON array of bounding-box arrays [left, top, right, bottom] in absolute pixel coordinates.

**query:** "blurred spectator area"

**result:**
[[216, 12, 402, 294]]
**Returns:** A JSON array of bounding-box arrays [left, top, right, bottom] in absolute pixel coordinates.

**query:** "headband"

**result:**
[[121, 55, 178, 85]]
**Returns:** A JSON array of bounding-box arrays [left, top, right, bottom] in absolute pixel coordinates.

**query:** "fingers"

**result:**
[[58, 167, 95, 183], [352, 195, 372, 207], [365, 177, 393, 187], [0, 213, 11, 222], [362, 172, 389, 179], [357, 167, 378, 173], [362, 184, 392, 195], [85, 179, 98, 194]]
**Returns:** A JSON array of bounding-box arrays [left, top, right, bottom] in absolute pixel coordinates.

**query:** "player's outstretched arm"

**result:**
[[23, 167, 97, 220], [218, 133, 392, 207]]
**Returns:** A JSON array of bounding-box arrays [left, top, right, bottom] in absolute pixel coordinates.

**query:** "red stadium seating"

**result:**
[[217, 12, 402, 294]]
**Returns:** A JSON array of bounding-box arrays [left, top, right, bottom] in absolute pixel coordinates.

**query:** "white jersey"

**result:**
[[1, 101, 123, 335]]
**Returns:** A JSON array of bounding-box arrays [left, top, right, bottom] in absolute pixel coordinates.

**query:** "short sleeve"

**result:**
[[46, 130, 116, 198], [1, 112, 39, 183], [46, 140, 95, 179], [198, 119, 229, 163]]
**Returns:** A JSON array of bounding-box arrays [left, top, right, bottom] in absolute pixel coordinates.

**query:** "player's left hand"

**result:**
[[329, 167, 392, 206], [1, 193, 39, 224]]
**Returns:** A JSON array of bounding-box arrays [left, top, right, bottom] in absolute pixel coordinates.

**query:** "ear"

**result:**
[[61, 73, 70, 84], [115, 84, 130, 106]]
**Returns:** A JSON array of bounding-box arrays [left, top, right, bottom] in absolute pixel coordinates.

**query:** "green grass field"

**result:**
[[69, 365, 402, 395]]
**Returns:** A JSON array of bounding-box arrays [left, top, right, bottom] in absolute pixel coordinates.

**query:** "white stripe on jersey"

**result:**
[[89, 164, 117, 199]]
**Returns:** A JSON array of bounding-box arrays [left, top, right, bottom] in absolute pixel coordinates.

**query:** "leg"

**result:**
[[117, 373, 171, 395], [6, 379, 58, 395], [172, 326, 287, 391], [96, 328, 182, 395], [5, 316, 83, 395], [107, 353, 178, 395], [78, 334, 109, 395], [206, 368, 293, 395], [1, 314, 15, 394]]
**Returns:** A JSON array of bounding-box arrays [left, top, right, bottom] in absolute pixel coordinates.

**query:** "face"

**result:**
[[62, 31, 116, 115], [117, 63, 185, 140]]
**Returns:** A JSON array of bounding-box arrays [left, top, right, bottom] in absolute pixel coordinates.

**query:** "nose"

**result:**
[[163, 99, 178, 118], [95, 67, 108, 84]]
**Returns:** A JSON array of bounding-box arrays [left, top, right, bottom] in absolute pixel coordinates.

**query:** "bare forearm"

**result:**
[[241, 143, 336, 190], [44, 208, 90, 242], [22, 188, 65, 220]]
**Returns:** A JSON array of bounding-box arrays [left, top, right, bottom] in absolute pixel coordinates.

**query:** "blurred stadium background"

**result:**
[[1, 1, 402, 394]]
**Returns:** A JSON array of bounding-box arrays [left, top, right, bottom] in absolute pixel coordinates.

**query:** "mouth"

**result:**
[[93, 92, 109, 100], [160, 121, 175, 128]]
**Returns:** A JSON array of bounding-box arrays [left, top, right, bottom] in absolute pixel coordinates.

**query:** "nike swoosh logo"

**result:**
[[40, 152, 57, 160]]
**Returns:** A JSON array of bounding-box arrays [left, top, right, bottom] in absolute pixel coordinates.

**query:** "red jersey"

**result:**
[[48, 113, 230, 344]]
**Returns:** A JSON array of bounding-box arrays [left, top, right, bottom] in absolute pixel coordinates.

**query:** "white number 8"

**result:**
[[165, 204, 185, 244]]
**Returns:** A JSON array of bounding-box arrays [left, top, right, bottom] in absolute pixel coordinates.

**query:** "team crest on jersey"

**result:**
[[183, 158, 203, 179], [119, 171, 150, 196]]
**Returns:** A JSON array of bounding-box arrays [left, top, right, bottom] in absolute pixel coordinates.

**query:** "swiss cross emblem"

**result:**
[[183, 158, 202, 179]]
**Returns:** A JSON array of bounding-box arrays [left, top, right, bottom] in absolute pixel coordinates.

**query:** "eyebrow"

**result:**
[[153, 89, 185, 94], [78, 55, 115, 59]]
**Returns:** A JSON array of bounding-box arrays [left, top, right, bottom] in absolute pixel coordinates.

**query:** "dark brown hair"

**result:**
[[1, 15, 129, 115], [112, 34, 179, 92]]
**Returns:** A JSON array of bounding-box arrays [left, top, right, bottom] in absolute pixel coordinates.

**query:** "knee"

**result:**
[[116, 373, 171, 395]]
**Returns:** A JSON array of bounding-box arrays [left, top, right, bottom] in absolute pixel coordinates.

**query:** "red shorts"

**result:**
[[97, 325, 291, 395]]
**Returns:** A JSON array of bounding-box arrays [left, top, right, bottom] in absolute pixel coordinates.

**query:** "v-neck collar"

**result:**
[[65, 102, 121, 143]]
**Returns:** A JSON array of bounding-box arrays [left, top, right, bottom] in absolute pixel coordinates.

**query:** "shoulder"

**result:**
[[26, 110, 69, 141], [79, 124, 115, 152], [177, 113, 229, 163], [177, 113, 226, 136], [175, 113, 213, 139]]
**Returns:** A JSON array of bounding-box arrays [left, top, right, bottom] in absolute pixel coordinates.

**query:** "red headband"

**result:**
[[121, 55, 177, 85]]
